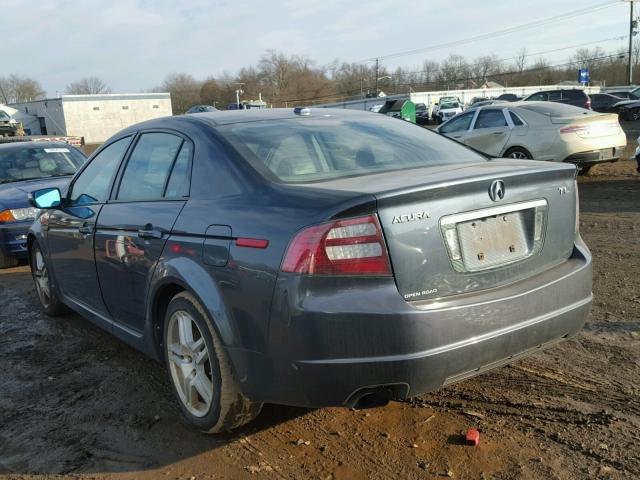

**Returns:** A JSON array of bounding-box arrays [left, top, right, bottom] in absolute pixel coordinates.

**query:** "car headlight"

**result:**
[[0, 207, 40, 223]]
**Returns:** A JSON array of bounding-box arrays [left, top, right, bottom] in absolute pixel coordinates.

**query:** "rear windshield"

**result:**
[[0, 145, 86, 184], [218, 115, 485, 183], [518, 103, 592, 116]]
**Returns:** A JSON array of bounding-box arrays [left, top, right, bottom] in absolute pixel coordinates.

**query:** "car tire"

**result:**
[[504, 147, 532, 160], [30, 241, 68, 316], [0, 249, 18, 269], [164, 291, 262, 433]]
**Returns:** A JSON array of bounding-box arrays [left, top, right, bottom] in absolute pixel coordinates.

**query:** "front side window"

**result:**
[[440, 111, 474, 134], [0, 146, 85, 184], [70, 137, 131, 205], [526, 92, 546, 101], [474, 110, 507, 129], [117, 133, 183, 201], [219, 115, 485, 183]]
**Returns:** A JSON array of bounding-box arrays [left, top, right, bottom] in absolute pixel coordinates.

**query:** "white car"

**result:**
[[433, 99, 463, 124], [437, 101, 626, 174]]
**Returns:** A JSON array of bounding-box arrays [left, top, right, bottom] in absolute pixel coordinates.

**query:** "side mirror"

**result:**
[[29, 187, 62, 209]]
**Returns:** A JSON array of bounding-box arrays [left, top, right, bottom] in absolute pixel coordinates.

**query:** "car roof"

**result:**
[[117, 108, 380, 136], [0, 141, 78, 151]]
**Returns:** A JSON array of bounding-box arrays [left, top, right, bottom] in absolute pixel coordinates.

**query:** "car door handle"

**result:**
[[138, 225, 164, 239], [492, 131, 505, 135], [78, 225, 93, 235]]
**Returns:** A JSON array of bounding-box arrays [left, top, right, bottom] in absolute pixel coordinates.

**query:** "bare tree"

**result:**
[[514, 47, 528, 75], [65, 77, 111, 95], [0, 74, 46, 104], [157, 73, 202, 114], [472, 55, 502, 85]]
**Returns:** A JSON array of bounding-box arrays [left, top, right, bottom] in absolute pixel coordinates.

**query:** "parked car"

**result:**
[[497, 93, 521, 102], [605, 90, 639, 100], [415, 103, 430, 125], [589, 93, 628, 113], [436, 101, 625, 174], [186, 105, 218, 114], [432, 96, 463, 122], [0, 110, 18, 137], [616, 101, 640, 121], [434, 99, 463, 124], [27, 108, 592, 433], [522, 89, 591, 110], [466, 99, 508, 110], [0, 142, 86, 268]]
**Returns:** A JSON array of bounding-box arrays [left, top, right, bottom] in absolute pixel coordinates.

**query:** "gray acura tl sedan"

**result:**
[[27, 108, 592, 433]]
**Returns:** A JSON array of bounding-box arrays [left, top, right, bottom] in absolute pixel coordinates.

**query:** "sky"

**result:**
[[3, 0, 634, 96]]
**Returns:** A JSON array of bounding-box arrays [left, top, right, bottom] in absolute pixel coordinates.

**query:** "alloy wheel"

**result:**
[[33, 250, 51, 307], [508, 151, 529, 159], [166, 310, 214, 417]]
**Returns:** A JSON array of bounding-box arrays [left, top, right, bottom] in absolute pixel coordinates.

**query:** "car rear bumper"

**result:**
[[0, 222, 30, 258], [229, 238, 592, 408], [563, 146, 624, 167]]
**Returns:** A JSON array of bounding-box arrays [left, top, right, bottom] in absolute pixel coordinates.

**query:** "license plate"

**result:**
[[456, 211, 530, 271]]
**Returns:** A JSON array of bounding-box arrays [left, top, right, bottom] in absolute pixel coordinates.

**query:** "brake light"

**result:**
[[560, 125, 589, 134], [0, 209, 16, 223], [281, 214, 392, 276]]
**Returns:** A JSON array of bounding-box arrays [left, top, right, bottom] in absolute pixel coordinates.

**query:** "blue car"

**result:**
[[0, 142, 86, 267]]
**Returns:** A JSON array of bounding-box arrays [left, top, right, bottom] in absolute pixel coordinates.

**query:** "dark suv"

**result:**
[[523, 89, 591, 110]]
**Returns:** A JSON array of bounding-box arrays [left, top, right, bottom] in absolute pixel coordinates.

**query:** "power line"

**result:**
[[282, 51, 628, 105], [357, 0, 620, 63]]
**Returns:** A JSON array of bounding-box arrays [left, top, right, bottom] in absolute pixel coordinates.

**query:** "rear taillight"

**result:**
[[584, 99, 591, 110], [281, 214, 392, 276]]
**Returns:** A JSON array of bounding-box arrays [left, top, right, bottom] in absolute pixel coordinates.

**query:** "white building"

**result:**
[[9, 93, 173, 144]]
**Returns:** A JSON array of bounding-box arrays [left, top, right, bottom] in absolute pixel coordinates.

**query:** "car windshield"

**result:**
[[219, 115, 485, 183], [0, 111, 10, 121], [0, 145, 86, 184], [440, 102, 459, 109]]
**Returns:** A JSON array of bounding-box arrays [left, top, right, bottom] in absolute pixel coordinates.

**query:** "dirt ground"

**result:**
[[1, 146, 639, 480]]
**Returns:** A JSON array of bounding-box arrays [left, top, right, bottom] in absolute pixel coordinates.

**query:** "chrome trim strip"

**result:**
[[440, 199, 548, 226]]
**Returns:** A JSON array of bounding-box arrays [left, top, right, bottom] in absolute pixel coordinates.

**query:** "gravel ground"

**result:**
[[0, 156, 638, 480]]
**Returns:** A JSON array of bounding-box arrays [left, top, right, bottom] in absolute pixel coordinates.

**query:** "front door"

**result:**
[[94, 132, 193, 333], [46, 136, 132, 318], [463, 109, 511, 157]]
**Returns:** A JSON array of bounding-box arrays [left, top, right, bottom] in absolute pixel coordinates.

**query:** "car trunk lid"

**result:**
[[369, 160, 577, 302]]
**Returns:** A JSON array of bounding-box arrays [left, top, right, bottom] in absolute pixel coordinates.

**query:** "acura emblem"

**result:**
[[489, 180, 505, 202]]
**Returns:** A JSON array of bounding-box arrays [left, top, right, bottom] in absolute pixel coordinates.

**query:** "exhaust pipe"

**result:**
[[351, 387, 393, 409]]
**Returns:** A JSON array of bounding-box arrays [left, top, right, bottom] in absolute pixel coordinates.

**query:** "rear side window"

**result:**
[[117, 133, 183, 201], [564, 90, 586, 100], [548, 91, 562, 101], [165, 141, 192, 198], [474, 109, 507, 129], [219, 115, 486, 183], [508, 111, 524, 126], [71, 137, 131, 205]]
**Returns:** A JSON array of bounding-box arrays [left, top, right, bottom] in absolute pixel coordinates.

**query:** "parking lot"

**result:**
[[0, 129, 637, 479]]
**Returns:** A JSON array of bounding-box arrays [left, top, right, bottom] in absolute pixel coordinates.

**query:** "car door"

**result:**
[[46, 136, 132, 318], [461, 109, 511, 157], [438, 111, 475, 142], [94, 131, 192, 334]]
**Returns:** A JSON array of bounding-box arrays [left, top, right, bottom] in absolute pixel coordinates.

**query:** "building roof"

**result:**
[[9, 92, 171, 106]]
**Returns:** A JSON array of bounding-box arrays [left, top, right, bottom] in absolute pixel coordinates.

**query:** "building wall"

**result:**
[[62, 94, 172, 144], [10, 99, 67, 136]]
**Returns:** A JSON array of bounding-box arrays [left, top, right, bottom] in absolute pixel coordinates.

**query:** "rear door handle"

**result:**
[[138, 224, 164, 239]]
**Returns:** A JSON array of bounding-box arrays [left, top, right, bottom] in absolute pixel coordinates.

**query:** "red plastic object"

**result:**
[[466, 429, 480, 446]]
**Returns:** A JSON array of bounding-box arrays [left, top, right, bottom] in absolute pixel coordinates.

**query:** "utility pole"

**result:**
[[374, 58, 379, 96], [629, 0, 635, 85]]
